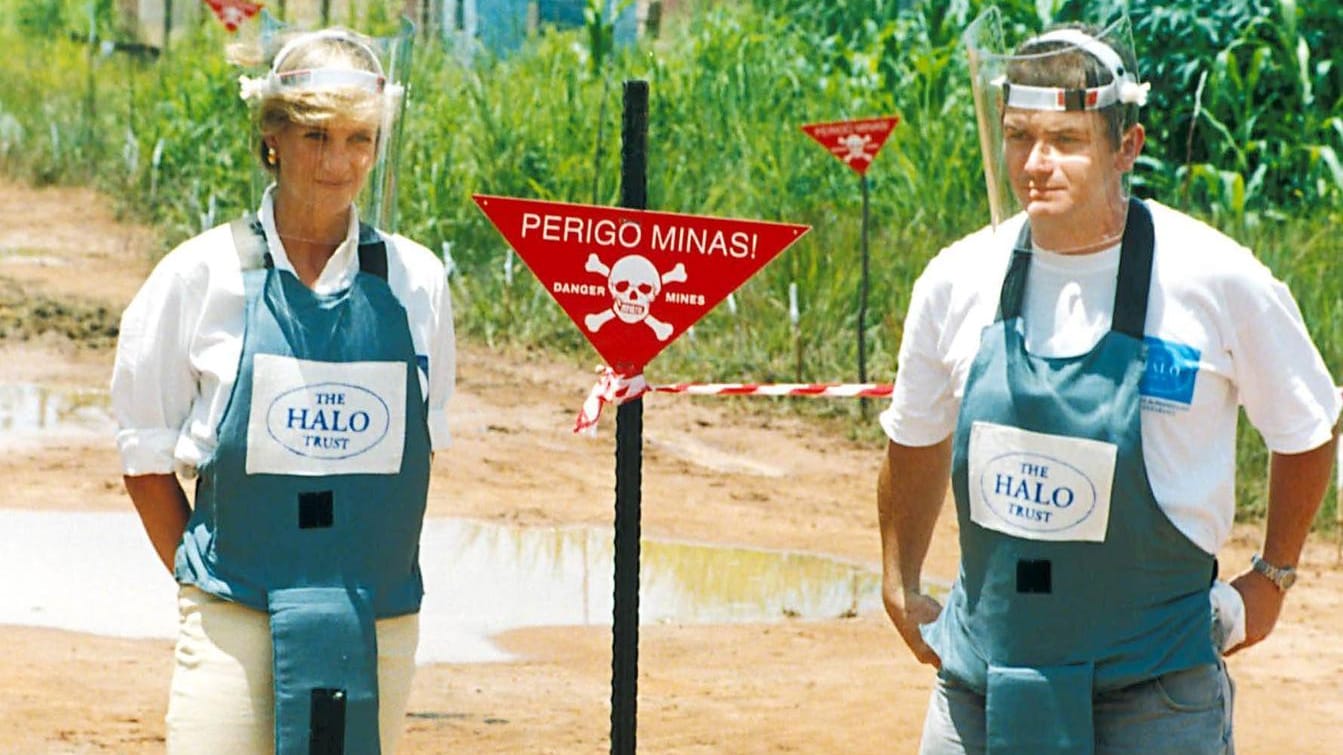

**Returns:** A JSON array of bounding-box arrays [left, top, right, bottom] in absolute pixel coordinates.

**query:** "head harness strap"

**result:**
[[271, 29, 385, 77], [230, 212, 388, 281], [996, 28, 1150, 112], [238, 30, 390, 104], [1032, 29, 1129, 81]]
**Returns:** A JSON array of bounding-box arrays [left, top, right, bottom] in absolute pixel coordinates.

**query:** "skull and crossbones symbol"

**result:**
[[582, 253, 687, 341], [835, 133, 873, 164]]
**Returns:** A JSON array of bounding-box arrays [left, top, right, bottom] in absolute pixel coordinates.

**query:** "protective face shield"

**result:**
[[963, 8, 1148, 253], [238, 13, 415, 235]]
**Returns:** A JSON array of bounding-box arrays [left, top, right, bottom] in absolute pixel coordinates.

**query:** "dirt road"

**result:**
[[0, 179, 1338, 753]]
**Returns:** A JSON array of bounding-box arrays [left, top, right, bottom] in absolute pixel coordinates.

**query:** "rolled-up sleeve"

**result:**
[[110, 258, 199, 475]]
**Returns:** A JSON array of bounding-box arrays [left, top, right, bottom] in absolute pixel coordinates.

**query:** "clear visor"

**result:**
[[964, 8, 1146, 254], [237, 12, 415, 238]]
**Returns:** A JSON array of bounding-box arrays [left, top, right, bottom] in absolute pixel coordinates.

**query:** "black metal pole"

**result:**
[[858, 173, 870, 418], [611, 79, 648, 755]]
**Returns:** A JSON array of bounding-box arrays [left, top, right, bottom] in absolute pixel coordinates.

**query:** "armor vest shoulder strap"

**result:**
[[1110, 198, 1155, 339], [995, 218, 1033, 324], [994, 197, 1155, 338], [356, 222, 389, 281], [229, 213, 273, 271], [228, 214, 390, 281]]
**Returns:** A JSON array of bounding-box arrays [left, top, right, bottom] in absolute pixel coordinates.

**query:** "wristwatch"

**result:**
[[1250, 553, 1297, 591]]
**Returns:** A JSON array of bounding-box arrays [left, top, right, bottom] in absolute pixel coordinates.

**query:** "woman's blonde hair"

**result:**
[[254, 30, 388, 171]]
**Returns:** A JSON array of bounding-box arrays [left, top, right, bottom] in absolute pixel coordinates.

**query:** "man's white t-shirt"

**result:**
[[880, 200, 1340, 555]]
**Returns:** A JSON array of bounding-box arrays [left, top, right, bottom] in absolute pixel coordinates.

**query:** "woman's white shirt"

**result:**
[[112, 188, 455, 478], [880, 201, 1341, 555]]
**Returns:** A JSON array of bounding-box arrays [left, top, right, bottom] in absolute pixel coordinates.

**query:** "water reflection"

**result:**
[[0, 511, 880, 663], [420, 520, 880, 629], [0, 383, 114, 440]]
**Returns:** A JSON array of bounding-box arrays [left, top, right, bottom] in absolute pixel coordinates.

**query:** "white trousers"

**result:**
[[165, 586, 418, 754]]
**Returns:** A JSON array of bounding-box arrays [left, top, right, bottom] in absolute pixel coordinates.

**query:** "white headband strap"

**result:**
[[276, 68, 385, 93], [995, 78, 1123, 111]]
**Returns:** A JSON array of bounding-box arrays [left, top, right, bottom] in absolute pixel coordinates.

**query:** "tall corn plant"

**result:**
[[1129, 0, 1343, 222]]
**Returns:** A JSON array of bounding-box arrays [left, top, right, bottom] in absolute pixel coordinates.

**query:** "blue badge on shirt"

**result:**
[[416, 354, 429, 378], [1140, 337, 1200, 406]]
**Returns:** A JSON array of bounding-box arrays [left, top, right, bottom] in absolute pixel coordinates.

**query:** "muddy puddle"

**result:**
[[0, 382, 115, 443], [0, 511, 880, 663]]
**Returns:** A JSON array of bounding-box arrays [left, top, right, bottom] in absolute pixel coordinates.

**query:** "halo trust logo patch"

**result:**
[[968, 422, 1116, 542], [1140, 336, 1200, 411], [978, 452, 1098, 533], [266, 382, 391, 459], [246, 355, 407, 476]]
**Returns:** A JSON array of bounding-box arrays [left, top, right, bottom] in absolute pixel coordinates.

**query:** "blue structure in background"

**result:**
[[473, 0, 530, 56], [539, 0, 638, 47], [443, 0, 637, 59]]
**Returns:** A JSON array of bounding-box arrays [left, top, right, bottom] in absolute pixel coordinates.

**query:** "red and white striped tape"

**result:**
[[574, 368, 892, 433], [651, 382, 893, 398], [582, 378, 1342, 444]]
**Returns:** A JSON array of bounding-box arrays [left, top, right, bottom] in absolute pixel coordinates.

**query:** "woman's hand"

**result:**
[[123, 474, 191, 575]]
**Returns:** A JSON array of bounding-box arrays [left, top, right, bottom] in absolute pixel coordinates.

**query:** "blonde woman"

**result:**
[[112, 28, 453, 753]]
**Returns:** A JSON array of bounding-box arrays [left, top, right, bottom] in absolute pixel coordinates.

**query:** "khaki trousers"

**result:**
[[165, 586, 418, 754]]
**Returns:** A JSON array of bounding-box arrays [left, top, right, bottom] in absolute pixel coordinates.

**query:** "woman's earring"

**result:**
[[266, 146, 278, 166]]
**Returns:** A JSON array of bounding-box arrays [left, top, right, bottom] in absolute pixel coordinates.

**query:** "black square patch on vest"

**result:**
[[298, 491, 334, 529], [309, 687, 346, 753], [1016, 559, 1052, 594]]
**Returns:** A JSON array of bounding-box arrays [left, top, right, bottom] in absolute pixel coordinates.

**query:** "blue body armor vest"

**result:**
[[921, 199, 1216, 754], [174, 215, 431, 754]]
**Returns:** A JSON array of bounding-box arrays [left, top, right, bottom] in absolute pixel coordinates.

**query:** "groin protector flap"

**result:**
[[269, 586, 381, 755]]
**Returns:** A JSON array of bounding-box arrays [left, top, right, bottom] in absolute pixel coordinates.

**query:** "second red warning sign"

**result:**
[[800, 115, 900, 175], [473, 194, 810, 373]]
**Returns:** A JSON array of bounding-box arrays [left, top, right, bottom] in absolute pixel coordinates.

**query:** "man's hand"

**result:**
[[1224, 569, 1286, 655], [877, 437, 952, 669], [882, 576, 944, 668], [1223, 436, 1337, 655]]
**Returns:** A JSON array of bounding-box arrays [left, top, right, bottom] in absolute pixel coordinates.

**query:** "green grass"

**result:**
[[1, 0, 1338, 530]]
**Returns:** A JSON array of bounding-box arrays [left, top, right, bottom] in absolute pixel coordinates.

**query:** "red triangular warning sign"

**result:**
[[203, 0, 263, 33], [801, 116, 900, 176], [473, 195, 810, 374]]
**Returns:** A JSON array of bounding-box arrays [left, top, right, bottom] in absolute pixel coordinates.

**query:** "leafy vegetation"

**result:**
[[1, 0, 1338, 527]]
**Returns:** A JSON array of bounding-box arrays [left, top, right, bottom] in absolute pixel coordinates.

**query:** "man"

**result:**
[[877, 10, 1340, 754]]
